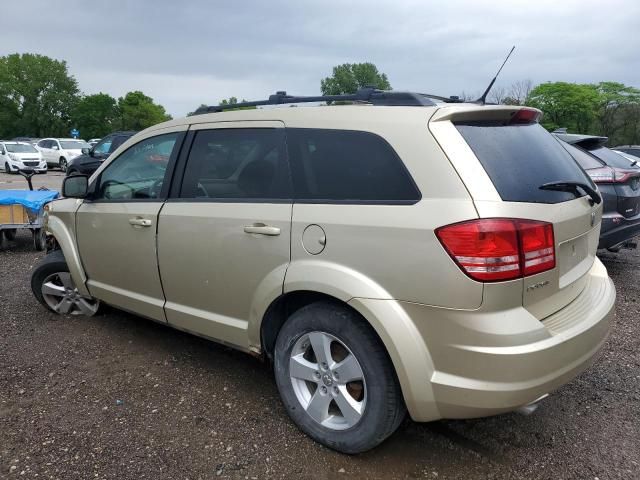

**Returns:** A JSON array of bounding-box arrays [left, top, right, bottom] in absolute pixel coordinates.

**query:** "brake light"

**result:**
[[436, 219, 555, 282], [587, 166, 640, 184], [509, 108, 542, 125], [586, 167, 614, 183]]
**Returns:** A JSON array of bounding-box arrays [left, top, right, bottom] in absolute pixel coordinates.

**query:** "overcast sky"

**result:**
[[2, 0, 639, 117]]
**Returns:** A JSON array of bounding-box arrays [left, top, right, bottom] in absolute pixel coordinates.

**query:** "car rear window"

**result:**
[[560, 143, 604, 170], [455, 122, 594, 203], [588, 146, 637, 169], [286, 128, 420, 203]]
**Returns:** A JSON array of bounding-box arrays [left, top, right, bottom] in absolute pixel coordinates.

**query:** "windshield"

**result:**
[[588, 147, 639, 169], [60, 140, 90, 150], [5, 143, 38, 153], [455, 122, 594, 204]]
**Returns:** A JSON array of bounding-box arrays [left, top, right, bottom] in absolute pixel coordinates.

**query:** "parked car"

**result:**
[[31, 90, 615, 454], [0, 141, 47, 173], [614, 145, 640, 158], [36, 138, 91, 172], [66, 131, 136, 177], [11, 137, 41, 146], [554, 131, 640, 251]]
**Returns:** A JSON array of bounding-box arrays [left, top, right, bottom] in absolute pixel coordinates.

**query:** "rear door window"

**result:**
[[179, 129, 290, 200], [455, 122, 594, 203], [286, 128, 420, 203]]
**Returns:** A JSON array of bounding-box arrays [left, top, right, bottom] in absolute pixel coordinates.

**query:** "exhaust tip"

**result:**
[[515, 394, 549, 416]]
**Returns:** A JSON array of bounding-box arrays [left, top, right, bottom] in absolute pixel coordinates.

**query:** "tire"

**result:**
[[33, 228, 46, 251], [31, 249, 100, 316], [4, 229, 17, 241], [59, 157, 67, 172], [5, 162, 15, 174], [274, 301, 406, 454]]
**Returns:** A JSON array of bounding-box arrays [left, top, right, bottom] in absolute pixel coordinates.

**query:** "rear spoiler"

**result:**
[[430, 105, 543, 124]]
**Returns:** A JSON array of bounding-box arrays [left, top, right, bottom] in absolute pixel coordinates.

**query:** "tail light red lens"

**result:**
[[509, 108, 542, 125], [436, 219, 555, 282]]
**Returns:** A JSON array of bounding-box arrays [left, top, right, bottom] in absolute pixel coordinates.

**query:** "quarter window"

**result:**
[[179, 129, 290, 200], [94, 133, 179, 201], [286, 128, 420, 202]]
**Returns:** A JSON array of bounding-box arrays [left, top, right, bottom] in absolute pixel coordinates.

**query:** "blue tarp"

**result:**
[[0, 190, 59, 214]]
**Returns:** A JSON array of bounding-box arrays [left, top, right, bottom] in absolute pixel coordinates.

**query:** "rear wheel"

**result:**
[[3, 229, 17, 241], [31, 250, 100, 316], [59, 157, 67, 172], [274, 301, 405, 454]]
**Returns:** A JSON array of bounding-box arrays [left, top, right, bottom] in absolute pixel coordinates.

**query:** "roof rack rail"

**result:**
[[193, 87, 464, 115]]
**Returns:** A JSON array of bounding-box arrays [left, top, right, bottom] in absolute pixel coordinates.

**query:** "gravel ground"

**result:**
[[1, 231, 639, 480]]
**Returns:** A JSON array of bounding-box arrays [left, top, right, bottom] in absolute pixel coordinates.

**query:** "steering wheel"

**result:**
[[100, 179, 134, 199], [150, 178, 164, 198]]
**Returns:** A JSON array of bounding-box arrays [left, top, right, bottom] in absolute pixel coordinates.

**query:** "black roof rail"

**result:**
[[193, 87, 464, 115]]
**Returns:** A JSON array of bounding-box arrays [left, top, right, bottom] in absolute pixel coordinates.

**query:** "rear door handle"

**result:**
[[244, 224, 281, 236], [129, 217, 152, 227]]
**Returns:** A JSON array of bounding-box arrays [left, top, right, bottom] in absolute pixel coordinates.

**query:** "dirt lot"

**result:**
[[1, 230, 639, 479]]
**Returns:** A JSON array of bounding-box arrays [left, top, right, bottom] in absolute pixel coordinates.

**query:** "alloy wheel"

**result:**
[[289, 331, 367, 430], [41, 272, 99, 315]]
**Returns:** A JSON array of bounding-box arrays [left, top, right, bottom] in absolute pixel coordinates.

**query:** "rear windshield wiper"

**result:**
[[539, 181, 601, 205]]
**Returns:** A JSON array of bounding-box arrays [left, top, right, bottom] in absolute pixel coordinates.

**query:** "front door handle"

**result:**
[[244, 223, 281, 236], [129, 217, 152, 227]]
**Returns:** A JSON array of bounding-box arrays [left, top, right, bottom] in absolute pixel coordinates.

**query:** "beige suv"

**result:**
[[31, 90, 615, 453]]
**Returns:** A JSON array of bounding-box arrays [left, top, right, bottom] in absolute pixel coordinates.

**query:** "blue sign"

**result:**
[[70, 128, 80, 138]]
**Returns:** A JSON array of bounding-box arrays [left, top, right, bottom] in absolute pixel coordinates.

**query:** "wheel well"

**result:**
[[261, 291, 355, 360]]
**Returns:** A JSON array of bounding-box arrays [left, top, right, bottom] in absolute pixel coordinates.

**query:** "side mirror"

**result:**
[[52, 145, 59, 150], [62, 174, 89, 198], [81, 147, 90, 155]]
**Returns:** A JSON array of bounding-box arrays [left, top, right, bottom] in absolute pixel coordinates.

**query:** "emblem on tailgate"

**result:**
[[526, 280, 549, 292]]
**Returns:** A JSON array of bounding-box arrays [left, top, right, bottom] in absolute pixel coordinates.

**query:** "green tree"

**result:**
[[71, 93, 119, 139], [0, 53, 79, 138], [117, 91, 171, 130], [591, 82, 640, 141], [320, 63, 391, 95], [526, 82, 600, 133]]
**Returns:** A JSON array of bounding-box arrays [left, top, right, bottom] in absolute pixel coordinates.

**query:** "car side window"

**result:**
[[286, 128, 421, 203], [39, 140, 49, 149], [93, 133, 179, 201], [110, 136, 128, 153], [93, 138, 113, 155], [179, 128, 290, 200]]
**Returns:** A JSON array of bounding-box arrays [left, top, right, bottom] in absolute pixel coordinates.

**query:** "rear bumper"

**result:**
[[599, 213, 640, 249], [395, 258, 614, 421]]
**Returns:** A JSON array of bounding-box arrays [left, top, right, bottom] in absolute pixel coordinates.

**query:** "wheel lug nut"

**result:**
[[314, 371, 320, 379], [333, 386, 339, 395], [321, 386, 327, 394], [322, 362, 328, 370], [334, 372, 339, 379]]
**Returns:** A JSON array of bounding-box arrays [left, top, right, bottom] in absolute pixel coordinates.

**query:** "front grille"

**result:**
[[23, 161, 40, 167]]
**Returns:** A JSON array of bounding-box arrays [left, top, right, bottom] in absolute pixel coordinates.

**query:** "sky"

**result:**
[[2, 0, 639, 117]]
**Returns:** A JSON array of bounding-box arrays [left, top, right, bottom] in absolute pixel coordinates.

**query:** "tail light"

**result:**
[[587, 166, 640, 184], [436, 219, 555, 282]]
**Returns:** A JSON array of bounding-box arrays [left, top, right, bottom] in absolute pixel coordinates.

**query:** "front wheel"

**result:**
[[59, 157, 67, 172], [33, 228, 46, 251], [5, 162, 15, 174], [31, 250, 100, 316], [274, 301, 406, 454]]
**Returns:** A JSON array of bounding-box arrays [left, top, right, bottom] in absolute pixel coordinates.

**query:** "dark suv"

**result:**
[[66, 131, 136, 176], [554, 131, 640, 251]]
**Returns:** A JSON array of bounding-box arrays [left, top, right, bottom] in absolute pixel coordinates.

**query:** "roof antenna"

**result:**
[[475, 46, 516, 105]]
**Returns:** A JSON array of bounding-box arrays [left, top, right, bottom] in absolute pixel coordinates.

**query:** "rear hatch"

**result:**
[[429, 106, 601, 320]]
